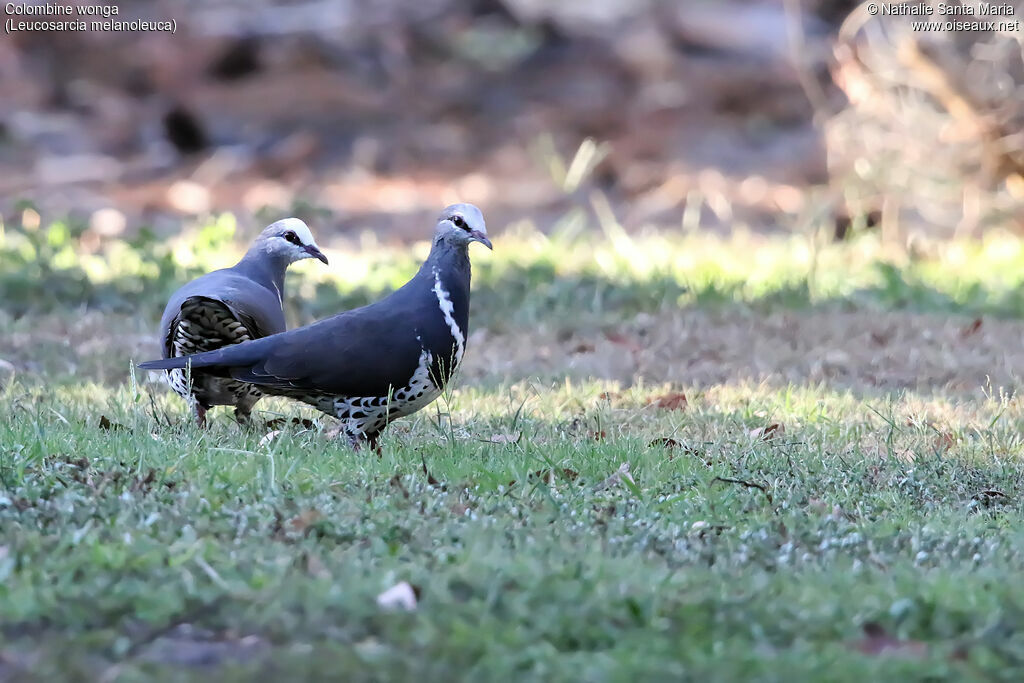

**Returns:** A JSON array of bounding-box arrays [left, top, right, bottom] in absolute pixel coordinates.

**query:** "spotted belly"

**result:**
[[290, 349, 444, 438]]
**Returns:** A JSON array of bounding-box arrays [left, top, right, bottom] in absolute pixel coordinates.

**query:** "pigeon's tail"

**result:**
[[138, 354, 220, 371], [138, 337, 269, 373]]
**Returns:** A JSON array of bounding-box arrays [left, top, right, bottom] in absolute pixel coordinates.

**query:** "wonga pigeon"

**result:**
[[140, 204, 490, 449], [157, 218, 328, 427]]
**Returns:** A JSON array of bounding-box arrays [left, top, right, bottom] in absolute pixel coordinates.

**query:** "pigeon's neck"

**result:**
[[420, 239, 471, 286], [235, 248, 289, 297]]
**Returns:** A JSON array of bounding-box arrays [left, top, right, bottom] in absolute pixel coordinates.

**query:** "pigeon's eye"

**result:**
[[450, 215, 467, 230], [283, 231, 301, 245]]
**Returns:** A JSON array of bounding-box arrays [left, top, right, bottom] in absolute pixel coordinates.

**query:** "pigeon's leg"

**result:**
[[233, 408, 252, 426], [366, 433, 381, 456], [193, 403, 207, 429], [346, 431, 362, 451]]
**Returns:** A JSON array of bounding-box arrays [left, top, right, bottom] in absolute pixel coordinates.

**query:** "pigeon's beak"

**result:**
[[470, 230, 493, 250], [305, 244, 329, 264]]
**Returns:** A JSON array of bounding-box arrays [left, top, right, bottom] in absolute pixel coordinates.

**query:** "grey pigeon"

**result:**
[[140, 204, 490, 449], [158, 218, 328, 427]]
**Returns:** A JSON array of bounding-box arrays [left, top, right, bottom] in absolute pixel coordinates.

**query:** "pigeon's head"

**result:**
[[258, 218, 328, 265], [435, 203, 492, 250]]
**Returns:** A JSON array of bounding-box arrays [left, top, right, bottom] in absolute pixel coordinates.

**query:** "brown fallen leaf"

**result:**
[[933, 431, 955, 451], [749, 423, 784, 440], [851, 622, 928, 659], [289, 509, 323, 535], [960, 317, 983, 338], [591, 430, 607, 441], [376, 581, 419, 611], [598, 391, 620, 401], [571, 342, 596, 354], [604, 330, 644, 354], [649, 437, 681, 449], [648, 392, 688, 410]]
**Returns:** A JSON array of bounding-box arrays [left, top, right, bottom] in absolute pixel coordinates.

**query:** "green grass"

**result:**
[[5, 213, 1024, 679], [2, 381, 1024, 680]]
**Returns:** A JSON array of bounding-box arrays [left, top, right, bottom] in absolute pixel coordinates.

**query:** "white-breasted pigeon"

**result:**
[[141, 204, 490, 449]]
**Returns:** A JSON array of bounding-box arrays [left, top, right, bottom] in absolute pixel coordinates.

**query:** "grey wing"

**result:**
[[160, 269, 286, 358], [229, 305, 426, 398]]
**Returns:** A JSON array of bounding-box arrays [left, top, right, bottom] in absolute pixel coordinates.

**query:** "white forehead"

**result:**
[[442, 203, 486, 233], [264, 217, 316, 245]]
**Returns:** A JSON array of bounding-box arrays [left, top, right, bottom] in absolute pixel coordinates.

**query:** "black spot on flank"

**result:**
[[350, 411, 366, 419], [389, 407, 401, 415]]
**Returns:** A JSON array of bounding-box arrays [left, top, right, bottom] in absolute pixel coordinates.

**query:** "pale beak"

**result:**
[[470, 230, 493, 250], [305, 244, 329, 264]]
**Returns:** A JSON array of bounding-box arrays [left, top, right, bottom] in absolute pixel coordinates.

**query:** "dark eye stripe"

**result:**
[[284, 231, 300, 244], [451, 216, 468, 229]]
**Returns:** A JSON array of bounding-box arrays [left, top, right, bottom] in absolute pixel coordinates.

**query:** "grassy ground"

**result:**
[[4, 219, 1024, 680]]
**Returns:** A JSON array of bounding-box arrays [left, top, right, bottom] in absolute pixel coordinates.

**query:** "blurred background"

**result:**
[[4, 0, 1024, 390], [4, 0, 1021, 246]]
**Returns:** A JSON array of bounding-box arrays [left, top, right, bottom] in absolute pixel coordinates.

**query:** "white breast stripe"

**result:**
[[432, 268, 465, 362]]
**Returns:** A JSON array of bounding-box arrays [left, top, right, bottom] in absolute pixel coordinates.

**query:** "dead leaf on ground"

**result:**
[[258, 430, 281, 447], [481, 432, 522, 445], [376, 581, 419, 611], [592, 462, 635, 492], [648, 392, 688, 410], [98, 415, 130, 432], [591, 430, 607, 441], [288, 509, 323, 535], [961, 317, 983, 338], [850, 622, 928, 659], [749, 423, 784, 440], [603, 330, 644, 353], [870, 329, 894, 346], [571, 342, 596, 354], [933, 431, 955, 451], [598, 391, 620, 401]]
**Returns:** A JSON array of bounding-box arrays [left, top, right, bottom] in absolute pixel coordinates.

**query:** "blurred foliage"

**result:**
[[5, 210, 1024, 327]]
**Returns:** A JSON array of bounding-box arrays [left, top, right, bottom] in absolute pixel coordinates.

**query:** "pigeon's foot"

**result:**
[[234, 408, 254, 427]]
